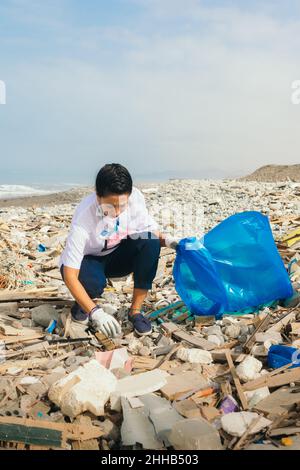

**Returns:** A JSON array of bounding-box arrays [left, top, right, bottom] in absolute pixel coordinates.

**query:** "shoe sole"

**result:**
[[71, 317, 89, 326], [134, 328, 152, 337]]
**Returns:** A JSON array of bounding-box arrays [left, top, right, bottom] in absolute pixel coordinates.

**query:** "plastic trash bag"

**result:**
[[173, 211, 293, 318]]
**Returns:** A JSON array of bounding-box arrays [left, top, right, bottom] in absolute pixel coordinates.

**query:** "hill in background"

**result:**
[[241, 164, 300, 182]]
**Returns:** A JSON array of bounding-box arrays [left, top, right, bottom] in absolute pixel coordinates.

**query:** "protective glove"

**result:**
[[90, 307, 122, 338], [164, 235, 179, 251]]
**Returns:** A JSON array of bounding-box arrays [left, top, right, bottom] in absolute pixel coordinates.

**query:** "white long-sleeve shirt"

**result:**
[[59, 187, 158, 269]]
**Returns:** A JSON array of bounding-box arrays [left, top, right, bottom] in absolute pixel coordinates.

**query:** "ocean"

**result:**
[[0, 183, 81, 199]]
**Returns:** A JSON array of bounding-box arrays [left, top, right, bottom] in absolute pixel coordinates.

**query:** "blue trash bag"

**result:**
[[173, 211, 293, 318], [268, 345, 300, 369]]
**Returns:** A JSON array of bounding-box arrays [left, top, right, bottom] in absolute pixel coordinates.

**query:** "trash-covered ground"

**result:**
[[0, 179, 299, 450]]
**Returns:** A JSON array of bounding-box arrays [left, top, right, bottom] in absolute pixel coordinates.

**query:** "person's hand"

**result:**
[[165, 235, 179, 251], [90, 307, 122, 338]]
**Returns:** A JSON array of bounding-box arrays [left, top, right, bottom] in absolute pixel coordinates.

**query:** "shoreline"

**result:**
[[0, 181, 166, 209], [0, 187, 92, 208]]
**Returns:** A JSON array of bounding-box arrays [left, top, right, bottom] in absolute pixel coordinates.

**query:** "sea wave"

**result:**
[[0, 184, 68, 199]]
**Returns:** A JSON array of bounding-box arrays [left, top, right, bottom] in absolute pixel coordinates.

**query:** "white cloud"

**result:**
[[1, 1, 300, 181]]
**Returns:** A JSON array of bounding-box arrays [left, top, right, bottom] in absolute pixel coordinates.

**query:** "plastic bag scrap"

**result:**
[[268, 345, 300, 369], [173, 211, 293, 318]]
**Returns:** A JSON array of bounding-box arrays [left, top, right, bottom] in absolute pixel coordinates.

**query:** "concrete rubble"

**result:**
[[236, 356, 263, 382], [0, 179, 299, 450], [221, 412, 272, 437], [176, 348, 213, 364], [169, 418, 223, 450], [48, 359, 117, 418]]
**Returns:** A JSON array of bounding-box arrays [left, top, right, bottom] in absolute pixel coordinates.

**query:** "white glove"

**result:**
[[164, 235, 179, 251], [90, 307, 122, 338]]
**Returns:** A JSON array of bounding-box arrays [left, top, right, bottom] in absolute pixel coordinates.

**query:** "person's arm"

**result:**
[[63, 266, 96, 316]]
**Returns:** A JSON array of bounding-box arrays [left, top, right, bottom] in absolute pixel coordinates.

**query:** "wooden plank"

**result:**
[[0, 303, 19, 315], [243, 314, 271, 353], [242, 363, 298, 391], [18, 300, 73, 308], [95, 332, 116, 351], [260, 368, 300, 389], [132, 357, 174, 372], [225, 350, 248, 410], [152, 344, 181, 370], [72, 416, 100, 450], [161, 322, 216, 351], [233, 416, 262, 451], [0, 333, 44, 345], [3, 341, 50, 360], [254, 389, 300, 418], [290, 323, 300, 336], [0, 291, 64, 302], [0, 358, 49, 374], [269, 427, 300, 437], [72, 439, 99, 450], [211, 350, 247, 363], [265, 311, 296, 334]]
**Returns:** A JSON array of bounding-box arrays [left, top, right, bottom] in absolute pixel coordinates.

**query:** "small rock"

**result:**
[[222, 317, 239, 326], [141, 336, 153, 348], [27, 382, 49, 399], [203, 325, 223, 337], [127, 338, 143, 354], [224, 324, 241, 339], [240, 325, 249, 336], [239, 335, 248, 343], [20, 318, 34, 328], [20, 395, 35, 414], [138, 346, 151, 357], [100, 419, 120, 441], [49, 411, 65, 423], [65, 356, 90, 367], [207, 334, 224, 346], [31, 305, 61, 328]]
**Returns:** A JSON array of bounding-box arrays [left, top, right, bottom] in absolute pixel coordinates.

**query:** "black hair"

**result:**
[[96, 163, 133, 197]]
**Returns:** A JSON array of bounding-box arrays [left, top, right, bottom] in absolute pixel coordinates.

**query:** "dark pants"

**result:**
[[61, 232, 161, 320]]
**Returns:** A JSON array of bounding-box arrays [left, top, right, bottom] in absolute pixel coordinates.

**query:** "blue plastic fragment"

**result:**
[[268, 345, 300, 369], [38, 244, 46, 252], [46, 319, 57, 334]]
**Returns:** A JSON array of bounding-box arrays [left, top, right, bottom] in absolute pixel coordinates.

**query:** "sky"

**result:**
[[0, 0, 300, 184]]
